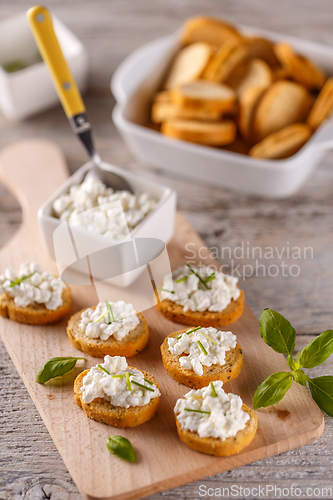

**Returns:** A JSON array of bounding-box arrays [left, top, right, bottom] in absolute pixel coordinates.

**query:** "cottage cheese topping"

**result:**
[[0, 262, 65, 310], [174, 381, 249, 440], [79, 300, 140, 341], [168, 327, 237, 376], [52, 174, 158, 240], [81, 356, 160, 407], [161, 264, 241, 312]]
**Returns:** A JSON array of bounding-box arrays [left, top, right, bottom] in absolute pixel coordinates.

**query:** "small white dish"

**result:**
[[111, 25, 333, 198], [0, 12, 88, 122], [38, 161, 177, 288]]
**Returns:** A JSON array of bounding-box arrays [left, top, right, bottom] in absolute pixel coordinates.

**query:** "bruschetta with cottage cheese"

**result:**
[[0, 262, 71, 325], [161, 326, 243, 388], [74, 356, 160, 427], [156, 264, 244, 327], [67, 300, 149, 358], [174, 381, 257, 456]]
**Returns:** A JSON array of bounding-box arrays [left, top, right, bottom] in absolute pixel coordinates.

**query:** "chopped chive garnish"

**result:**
[[95, 311, 107, 323], [158, 287, 175, 294], [125, 372, 131, 391], [184, 408, 211, 414], [205, 272, 216, 283], [176, 326, 202, 340], [105, 299, 111, 324], [185, 262, 209, 289], [98, 364, 111, 375], [105, 299, 115, 323], [144, 378, 153, 385], [197, 340, 208, 355], [210, 381, 217, 397], [131, 380, 155, 392], [201, 332, 218, 346], [175, 276, 188, 283], [9, 272, 36, 288], [111, 374, 124, 379]]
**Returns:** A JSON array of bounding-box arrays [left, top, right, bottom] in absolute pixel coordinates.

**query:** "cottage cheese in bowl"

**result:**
[[52, 174, 158, 240], [0, 262, 65, 310]]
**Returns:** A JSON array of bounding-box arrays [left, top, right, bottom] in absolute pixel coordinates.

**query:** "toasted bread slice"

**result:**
[[307, 77, 333, 130], [238, 86, 267, 143], [180, 16, 242, 49], [252, 80, 313, 142], [153, 90, 172, 103], [176, 403, 257, 456], [164, 42, 213, 90], [0, 286, 71, 325], [203, 39, 248, 83], [151, 101, 222, 123], [155, 289, 244, 328], [171, 80, 236, 113], [243, 37, 278, 67], [67, 309, 149, 358], [274, 42, 326, 91], [161, 119, 236, 146], [227, 58, 273, 98], [74, 369, 160, 427], [249, 123, 312, 159], [161, 330, 243, 389]]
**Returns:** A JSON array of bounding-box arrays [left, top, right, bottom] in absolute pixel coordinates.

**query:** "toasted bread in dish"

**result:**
[[0, 285, 71, 325], [153, 90, 172, 103], [67, 309, 149, 358], [164, 42, 213, 90], [161, 119, 236, 146], [243, 37, 278, 67], [171, 80, 236, 113], [155, 289, 244, 328], [176, 403, 257, 456], [307, 77, 333, 130], [74, 369, 160, 427], [252, 80, 313, 142], [227, 58, 273, 98], [203, 39, 248, 83], [161, 330, 243, 389], [151, 101, 222, 124], [180, 16, 242, 49], [274, 42, 326, 91], [249, 123, 312, 159], [238, 86, 267, 143]]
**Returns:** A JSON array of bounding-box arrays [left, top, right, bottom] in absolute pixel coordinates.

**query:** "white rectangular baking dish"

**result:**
[[0, 12, 88, 122], [38, 160, 177, 287], [111, 24, 333, 198]]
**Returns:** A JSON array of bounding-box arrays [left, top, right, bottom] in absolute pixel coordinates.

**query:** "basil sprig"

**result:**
[[253, 309, 333, 416], [37, 356, 86, 384], [106, 436, 137, 463]]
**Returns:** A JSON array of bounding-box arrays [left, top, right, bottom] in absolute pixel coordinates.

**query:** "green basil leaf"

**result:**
[[298, 330, 333, 368], [307, 376, 333, 416], [37, 356, 86, 384], [259, 309, 296, 355], [292, 369, 307, 386], [287, 355, 299, 371], [106, 436, 137, 463], [253, 371, 292, 409]]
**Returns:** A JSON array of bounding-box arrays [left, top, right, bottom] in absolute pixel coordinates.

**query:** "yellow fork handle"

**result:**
[[27, 5, 85, 118]]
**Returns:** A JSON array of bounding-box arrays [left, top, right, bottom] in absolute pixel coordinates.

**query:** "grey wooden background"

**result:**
[[1, 1, 333, 499]]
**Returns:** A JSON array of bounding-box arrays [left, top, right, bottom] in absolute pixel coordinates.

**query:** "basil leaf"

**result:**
[[259, 309, 296, 355], [253, 371, 293, 409], [298, 330, 333, 368], [106, 436, 137, 463], [37, 356, 86, 384], [307, 376, 333, 417], [287, 355, 299, 371], [292, 369, 307, 386]]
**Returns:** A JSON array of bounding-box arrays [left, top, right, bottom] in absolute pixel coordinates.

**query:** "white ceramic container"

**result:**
[[111, 25, 333, 198], [0, 12, 88, 121]]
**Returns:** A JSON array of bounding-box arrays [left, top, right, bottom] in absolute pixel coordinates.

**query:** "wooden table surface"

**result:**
[[0, 1, 333, 499]]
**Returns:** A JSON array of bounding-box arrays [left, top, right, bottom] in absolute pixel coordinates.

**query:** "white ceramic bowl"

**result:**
[[38, 161, 177, 287], [0, 12, 88, 122], [111, 25, 333, 198]]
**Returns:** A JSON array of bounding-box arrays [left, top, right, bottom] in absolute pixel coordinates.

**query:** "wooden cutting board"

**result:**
[[0, 140, 324, 500]]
